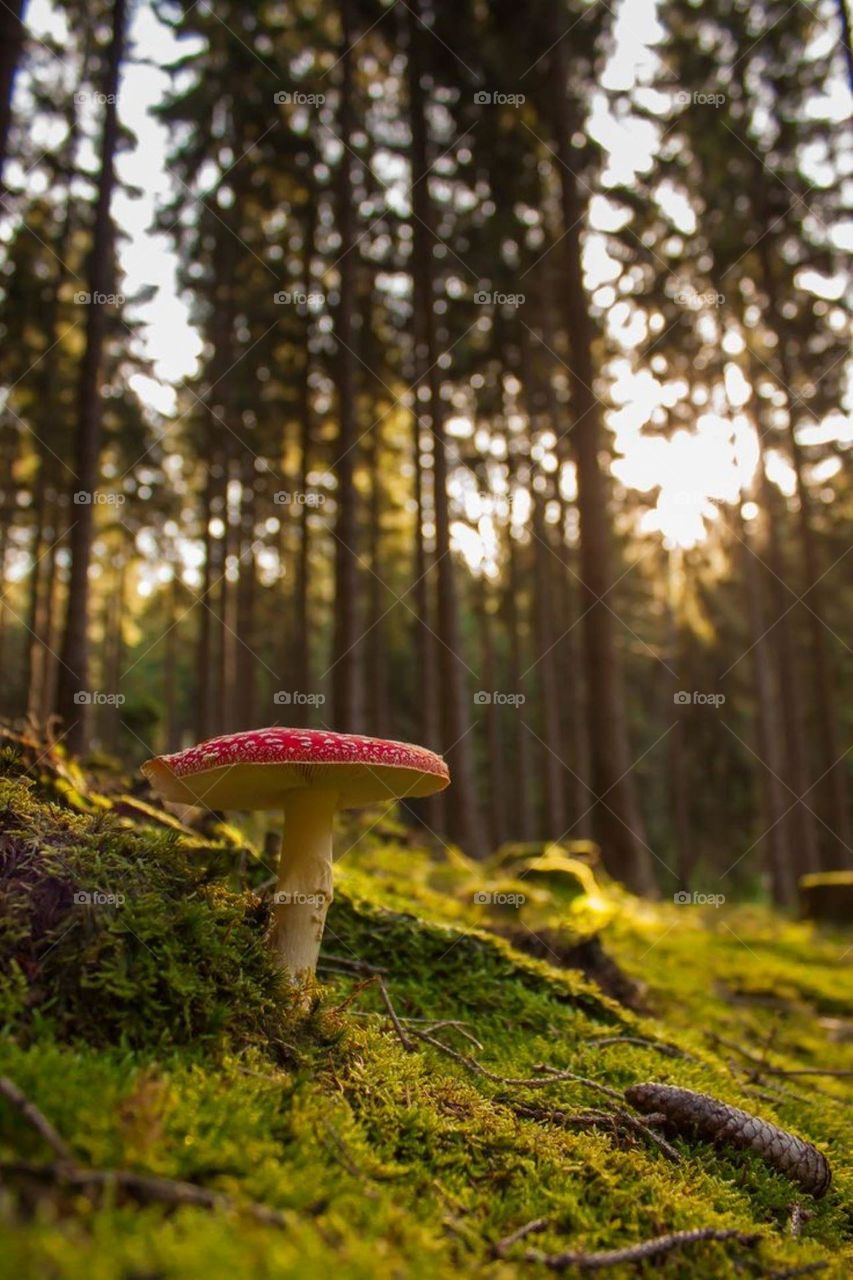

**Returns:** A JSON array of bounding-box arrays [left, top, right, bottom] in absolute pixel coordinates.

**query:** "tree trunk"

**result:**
[[545, 34, 655, 893], [736, 510, 797, 904], [330, 0, 361, 731], [477, 574, 507, 851], [756, 239, 851, 869], [290, 193, 317, 727], [54, 0, 127, 752], [502, 436, 534, 840], [0, 0, 26, 189], [164, 570, 180, 752], [234, 450, 257, 730], [406, 0, 485, 856], [531, 479, 567, 837]]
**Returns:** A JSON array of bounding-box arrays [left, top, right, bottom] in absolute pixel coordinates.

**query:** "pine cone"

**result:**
[[625, 1082, 831, 1198]]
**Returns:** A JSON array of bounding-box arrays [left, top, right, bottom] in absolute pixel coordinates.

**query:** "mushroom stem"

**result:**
[[270, 788, 338, 980]]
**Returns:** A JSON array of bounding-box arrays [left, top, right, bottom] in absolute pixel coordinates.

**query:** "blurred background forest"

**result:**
[[0, 0, 850, 905]]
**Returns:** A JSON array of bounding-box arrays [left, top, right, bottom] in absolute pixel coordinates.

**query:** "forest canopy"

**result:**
[[0, 0, 850, 906]]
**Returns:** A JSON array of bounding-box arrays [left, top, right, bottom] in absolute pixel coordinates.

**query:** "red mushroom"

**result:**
[[142, 728, 450, 979]]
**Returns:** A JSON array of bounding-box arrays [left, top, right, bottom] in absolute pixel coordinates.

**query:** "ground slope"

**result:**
[[0, 739, 850, 1278]]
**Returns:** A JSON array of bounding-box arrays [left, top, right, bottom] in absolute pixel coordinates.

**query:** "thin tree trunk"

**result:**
[[756, 239, 851, 869], [234, 451, 257, 730], [0, 0, 26, 189], [503, 437, 534, 840], [164, 570, 180, 752], [545, 33, 655, 893], [290, 193, 317, 727], [54, 0, 127, 752], [365, 411, 389, 736], [406, 0, 485, 856], [736, 511, 796, 904], [330, 0, 361, 731], [531, 479, 567, 837], [477, 574, 506, 851], [196, 457, 216, 742]]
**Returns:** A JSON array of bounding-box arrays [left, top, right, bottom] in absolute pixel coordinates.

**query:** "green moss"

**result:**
[[0, 767, 851, 1278]]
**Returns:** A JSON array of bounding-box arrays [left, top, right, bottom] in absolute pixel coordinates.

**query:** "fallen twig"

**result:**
[[0, 1077, 74, 1163], [522, 1226, 762, 1271], [377, 977, 414, 1051], [0, 1077, 290, 1229], [588, 1035, 697, 1061], [491, 1216, 549, 1257], [406, 1029, 623, 1101], [317, 953, 387, 975], [707, 1035, 852, 1082], [510, 1101, 681, 1164], [1, 1160, 288, 1227]]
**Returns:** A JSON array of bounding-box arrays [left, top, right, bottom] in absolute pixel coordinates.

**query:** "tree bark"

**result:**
[[756, 238, 851, 869], [545, 32, 655, 893], [0, 0, 26, 190], [54, 0, 127, 752], [330, 0, 361, 731], [406, 0, 485, 856]]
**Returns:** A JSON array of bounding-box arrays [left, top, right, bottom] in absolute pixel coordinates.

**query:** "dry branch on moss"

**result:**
[[522, 1226, 763, 1271], [587, 1034, 697, 1061], [0, 1076, 74, 1163], [0, 1076, 289, 1229], [509, 1101, 682, 1164]]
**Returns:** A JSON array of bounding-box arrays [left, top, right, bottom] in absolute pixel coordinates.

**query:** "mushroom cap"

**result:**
[[142, 727, 450, 811]]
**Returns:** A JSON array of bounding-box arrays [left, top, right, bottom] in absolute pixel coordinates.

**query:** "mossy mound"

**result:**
[[0, 760, 851, 1279]]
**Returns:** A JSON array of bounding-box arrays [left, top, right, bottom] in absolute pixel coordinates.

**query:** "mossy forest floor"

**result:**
[[0, 732, 850, 1278]]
